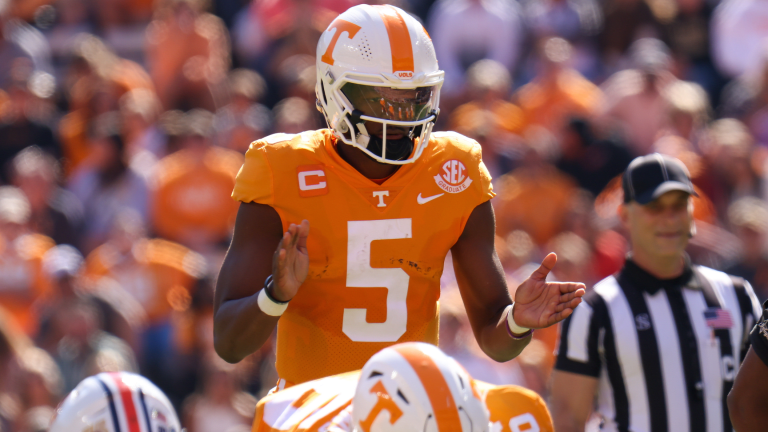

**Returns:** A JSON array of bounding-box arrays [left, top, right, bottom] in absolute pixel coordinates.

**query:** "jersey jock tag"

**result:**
[[297, 165, 329, 198]]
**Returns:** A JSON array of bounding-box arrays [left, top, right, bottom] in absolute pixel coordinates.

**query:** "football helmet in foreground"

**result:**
[[315, 4, 444, 164], [352, 342, 488, 432], [49, 371, 182, 432]]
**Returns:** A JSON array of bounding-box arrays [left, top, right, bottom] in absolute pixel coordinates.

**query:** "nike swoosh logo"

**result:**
[[417, 193, 444, 204]]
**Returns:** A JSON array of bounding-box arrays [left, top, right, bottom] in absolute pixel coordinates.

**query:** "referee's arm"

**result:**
[[550, 298, 602, 432], [728, 300, 768, 432]]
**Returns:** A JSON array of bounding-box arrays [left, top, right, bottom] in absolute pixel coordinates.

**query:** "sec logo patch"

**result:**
[[434, 159, 473, 193]]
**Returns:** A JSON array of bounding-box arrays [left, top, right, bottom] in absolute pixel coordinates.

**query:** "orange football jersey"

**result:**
[[232, 129, 494, 384], [83, 238, 206, 324], [251, 371, 553, 432], [0, 233, 55, 335], [151, 146, 243, 248]]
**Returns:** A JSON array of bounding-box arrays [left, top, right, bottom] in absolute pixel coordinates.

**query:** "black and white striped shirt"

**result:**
[[555, 258, 761, 432]]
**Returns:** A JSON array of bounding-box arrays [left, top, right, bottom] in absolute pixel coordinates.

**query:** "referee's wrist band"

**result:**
[[505, 303, 532, 339], [257, 275, 290, 317]]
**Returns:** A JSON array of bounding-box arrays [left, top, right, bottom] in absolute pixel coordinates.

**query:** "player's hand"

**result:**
[[270, 220, 310, 302], [513, 252, 586, 329]]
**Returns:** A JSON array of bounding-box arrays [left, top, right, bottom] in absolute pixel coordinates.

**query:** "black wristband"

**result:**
[[264, 275, 290, 305]]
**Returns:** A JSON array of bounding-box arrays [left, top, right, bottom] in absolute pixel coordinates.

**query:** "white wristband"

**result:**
[[257, 288, 289, 316], [505, 303, 530, 335]]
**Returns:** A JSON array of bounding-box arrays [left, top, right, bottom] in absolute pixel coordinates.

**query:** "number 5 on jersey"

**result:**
[[344, 219, 412, 342]]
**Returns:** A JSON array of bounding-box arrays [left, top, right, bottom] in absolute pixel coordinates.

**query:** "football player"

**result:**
[[253, 342, 553, 432], [214, 4, 585, 387], [49, 371, 183, 432], [728, 300, 768, 431]]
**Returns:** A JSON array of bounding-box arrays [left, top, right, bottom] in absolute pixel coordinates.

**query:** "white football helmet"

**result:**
[[352, 342, 488, 432], [49, 372, 182, 432], [315, 4, 444, 164]]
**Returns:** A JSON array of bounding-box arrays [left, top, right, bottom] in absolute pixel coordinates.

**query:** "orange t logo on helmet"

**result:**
[[358, 380, 404, 432], [321, 19, 361, 66], [321, 6, 414, 73]]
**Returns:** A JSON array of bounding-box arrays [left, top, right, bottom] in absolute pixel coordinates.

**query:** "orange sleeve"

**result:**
[[232, 140, 274, 205], [471, 140, 495, 202]]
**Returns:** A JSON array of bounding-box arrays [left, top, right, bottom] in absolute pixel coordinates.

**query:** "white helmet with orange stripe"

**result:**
[[315, 4, 444, 165], [49, 372, 182, 432], [351, 342, 488, 432]]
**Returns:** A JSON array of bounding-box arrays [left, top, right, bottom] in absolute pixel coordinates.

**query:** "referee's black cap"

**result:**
[[623, 153, 698, 204]]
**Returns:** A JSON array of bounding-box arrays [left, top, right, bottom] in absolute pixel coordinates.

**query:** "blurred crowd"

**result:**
[[0, 0, 767, 430]]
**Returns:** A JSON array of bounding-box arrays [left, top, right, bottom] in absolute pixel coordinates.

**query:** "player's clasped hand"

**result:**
[[270, 220, 310, 302], [513, 252, 586, 329]]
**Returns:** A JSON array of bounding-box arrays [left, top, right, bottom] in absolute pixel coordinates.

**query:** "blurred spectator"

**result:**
[[11, 146, 84, 247], [273, 54, 317, 103], [43, 0, 94, 76], [150, 109, 242, 252], [720, 56, 768, 146], [497, 230, 544, 289], [699, 118, 763, 218], [0, 305, 27, 432], [231, 0, 355, 103], [493, 141, 578, 246], [597, 0, 660, 69], [47, 298, 138, 392], [523, 0, 603, 42], [91, 0, 151, 64], [600, 37, 677, 155], [655, 79, 710, 149], [657, 0, 723, 101], [35, 246, 140, 392], [548, 231, 594, 287], [555, 116, 632, 195], [514, 37, 602, 138], [725, 197, 768, 301], [120, 87, 165, 159], [449, 59, 523, 178], [0, 1, 53, 88], [12, 346, 61, 431], [84, 211, 206, 393], [514, 339, 551, 397], [68, 112, 149, 252], [428, 0, 523, 99], [182, 354, 256, 432], [17, 405, 54, 432], [711, 0, 768, 79], [272, 97, 321, 134], [0, 187, 55, 336], [0, 64, 59, 183], [437, 289, 526, 387], [145, 0, 230, 110], [215, 69, 271, 154], [58, 35, 154, 175], [533, 230, 595, 380], [36, 243, 143, 345]]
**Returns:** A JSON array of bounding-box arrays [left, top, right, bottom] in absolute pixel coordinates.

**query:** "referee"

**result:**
[[550, 154, 762, 432]]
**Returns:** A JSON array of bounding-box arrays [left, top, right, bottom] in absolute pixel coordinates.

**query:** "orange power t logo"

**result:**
[[321, 19, 362, 65], [358, 381, 404, 432]]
